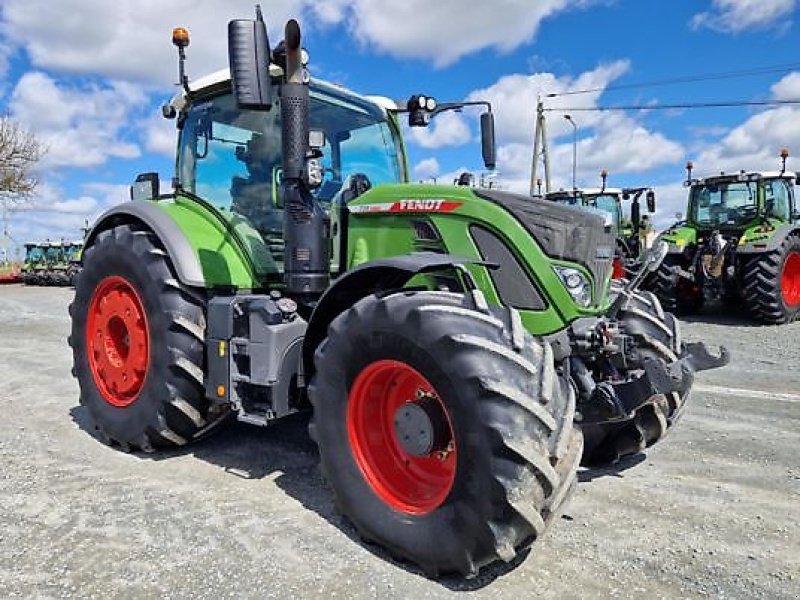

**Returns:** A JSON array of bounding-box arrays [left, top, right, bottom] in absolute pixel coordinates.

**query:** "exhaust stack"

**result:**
[[280, 20, 330, 296]]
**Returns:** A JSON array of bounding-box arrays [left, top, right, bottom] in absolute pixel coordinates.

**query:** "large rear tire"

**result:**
[[742, 235, 800, 324], [69, 224, 227, 451], [309, 291, 581, 577], [580, 290, 688, 466]]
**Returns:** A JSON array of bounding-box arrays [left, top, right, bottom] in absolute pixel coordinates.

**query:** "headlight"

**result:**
[[553, 266, 592, 307]]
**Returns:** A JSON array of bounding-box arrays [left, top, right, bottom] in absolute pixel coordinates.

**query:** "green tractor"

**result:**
[[69, 11, 727, 576], [21, 242, 47, 285], [41, 241, 67, 285], [543, 172, 656, 280], [63, 241, 84, 286], [650, 153, 800, 323]]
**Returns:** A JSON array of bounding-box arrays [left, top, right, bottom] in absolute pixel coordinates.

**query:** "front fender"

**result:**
[[302, 253, 486, 379]]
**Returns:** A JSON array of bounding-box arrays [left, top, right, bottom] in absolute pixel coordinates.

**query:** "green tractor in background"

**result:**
[[21, 242, 47, 285], [650, 152, 800, 324], [41, 242, 66, 285], [542, 171, 656, 280], [68, 10, 726, 577], [62, 241, 84, 286]]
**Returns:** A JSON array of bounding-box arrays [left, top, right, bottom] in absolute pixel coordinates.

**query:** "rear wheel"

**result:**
[[309, 291, 581, 577], [581, 290, 688, 466], [743, 235, 800, 324], [69, 224, 227, 451]]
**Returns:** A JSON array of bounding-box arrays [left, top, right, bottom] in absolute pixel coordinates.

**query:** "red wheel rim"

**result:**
[[347, 360, 457, 515], [86, 276, 149, 407], [782, 252, 800, 306]]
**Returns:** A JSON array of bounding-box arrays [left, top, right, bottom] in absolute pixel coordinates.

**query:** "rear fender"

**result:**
[[85, 201, 206, 286]]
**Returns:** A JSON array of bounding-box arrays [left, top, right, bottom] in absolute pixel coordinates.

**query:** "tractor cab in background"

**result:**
[[544, 172, 656, 278]]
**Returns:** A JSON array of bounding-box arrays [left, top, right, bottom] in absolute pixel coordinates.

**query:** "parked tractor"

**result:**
[[68, 10, 727, 576], [21, 242, 47, 285], [650, 152, 800, 323], [543, 172, 656, 279]]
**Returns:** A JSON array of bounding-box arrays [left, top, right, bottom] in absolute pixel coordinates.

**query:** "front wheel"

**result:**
[[309, 291, 581, 577], [580, 290, 688, 466]]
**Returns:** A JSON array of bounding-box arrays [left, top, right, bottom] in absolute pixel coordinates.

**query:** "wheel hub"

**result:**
[[347, 360, 457, 515], [86, 276, 149, 407], [393, 396, 449, 457]]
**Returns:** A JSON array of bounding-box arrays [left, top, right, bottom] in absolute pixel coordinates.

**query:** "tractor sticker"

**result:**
[[349, 200, 462, 214]]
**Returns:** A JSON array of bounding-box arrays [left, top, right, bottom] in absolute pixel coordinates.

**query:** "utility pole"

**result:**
[[564, 114, 578, 193], [529, 97, 551, 196]]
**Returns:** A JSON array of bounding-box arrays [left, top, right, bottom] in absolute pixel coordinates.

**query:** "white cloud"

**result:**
[[310, 0, 596, 68], [7, 182, 131, 252], [691, 0, 797, 33], [0, 1, 600, 86], [143, 110, 178, 157], [413, 157, 441, 180], [9, 72, 147, 168], [456, 61, 684, 192], [466, 61, 631, 145], [407, 111, 472, 149], [0, 0, 304, 86], [692, 105, 800, 173], [771, 72, 800, 100]]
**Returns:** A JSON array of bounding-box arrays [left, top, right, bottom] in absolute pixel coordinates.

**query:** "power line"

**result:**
[[545, 62, 800, 98], [544, 98, 800, 112]]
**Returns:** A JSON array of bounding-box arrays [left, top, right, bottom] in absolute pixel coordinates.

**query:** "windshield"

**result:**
[[178, 85, 404, 237], [45, 247, 62, 261], [586, 194, 621, 230], [26, 247, 44, 261], [689, 181, 759, 228], [551, 193, 621, 230]]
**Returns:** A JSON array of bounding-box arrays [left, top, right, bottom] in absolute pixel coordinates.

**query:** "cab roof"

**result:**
[[170, 67, 399, 114], [693, 171, 797, 186], [546, 188, 622, 198]]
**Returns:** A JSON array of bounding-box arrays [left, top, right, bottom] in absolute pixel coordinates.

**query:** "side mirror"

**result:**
[[130, 172, 159, 201], [480, 111, 496, 170], [228, 8, 273, 111], [646, 190, 656, 212]]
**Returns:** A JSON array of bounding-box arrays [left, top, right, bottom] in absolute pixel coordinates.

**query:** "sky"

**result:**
[[1, 0, 799, 258]]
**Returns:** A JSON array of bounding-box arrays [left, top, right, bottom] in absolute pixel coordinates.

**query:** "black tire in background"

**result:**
[[580, 289, 688, 466], [742, 234, 800, 324], [309, 291, 582, 577], [69, 224, 227, 451], [649, 255, 704, 315]]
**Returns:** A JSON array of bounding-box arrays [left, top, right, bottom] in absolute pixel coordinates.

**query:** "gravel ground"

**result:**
[[0, 284, 798, 599]]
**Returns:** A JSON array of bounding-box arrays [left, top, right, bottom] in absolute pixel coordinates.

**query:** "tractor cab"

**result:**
[[687, 172, 797, 233], [24, 243, 45, 265], [546, 188, 623, 232], [545, 177, 656, 277], [171, 71, 407, 261]]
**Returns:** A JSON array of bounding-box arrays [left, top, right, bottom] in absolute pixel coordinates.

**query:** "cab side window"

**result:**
[[765, 179, 790, 221]]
